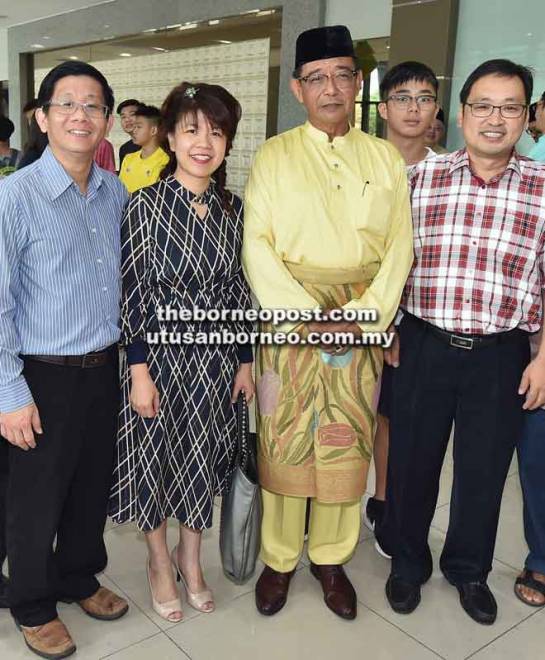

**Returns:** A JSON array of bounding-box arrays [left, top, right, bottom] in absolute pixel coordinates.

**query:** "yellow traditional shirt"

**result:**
[[119, 147, 169, 193], [242, 121, 414, 332]]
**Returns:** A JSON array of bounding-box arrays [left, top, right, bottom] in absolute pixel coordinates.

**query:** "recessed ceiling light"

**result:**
[[42, 35, 51, 40], [30, 44, 45, 49], [217, 40, 232, 44], [69, 55, 79, 60], [208, 19, 220, 25], [143, 28, 158, 33], [166, 23, 182, 29], [179, 23, 198, 30], [119, 52, 132, 57], [240, 9, 260, 14], [256, 9, 275, 16], [151, 47, 168, 52], [103, 24, 110, 28]]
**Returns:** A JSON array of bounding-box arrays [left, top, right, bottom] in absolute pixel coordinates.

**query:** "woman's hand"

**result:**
[[231, 363, 255, 404], [130, 364, 160, 418]]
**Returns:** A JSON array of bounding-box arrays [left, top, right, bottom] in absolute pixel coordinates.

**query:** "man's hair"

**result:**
[[37, 61, 114, 114], [380, 61, 438, 101], [0, 116, 15, 141], [540, 90, 545, 104], [459, 59, 533, 105], [117, 98, 142, 115], [292, 56, 358, 80], [134, 105, 161, 126], [529, 102, 537, 123], [22, 99, 39, 114], [436, 107, 445, 124]]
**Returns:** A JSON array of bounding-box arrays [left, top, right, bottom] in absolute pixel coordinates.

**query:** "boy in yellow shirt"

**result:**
[[119, 105, 169, 193]]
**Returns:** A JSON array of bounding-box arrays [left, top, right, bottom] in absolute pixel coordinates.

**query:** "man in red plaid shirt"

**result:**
[[384, 59, 545, 625]]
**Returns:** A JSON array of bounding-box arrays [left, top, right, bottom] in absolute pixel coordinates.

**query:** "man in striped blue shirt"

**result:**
[[0, 62, 129, 659]]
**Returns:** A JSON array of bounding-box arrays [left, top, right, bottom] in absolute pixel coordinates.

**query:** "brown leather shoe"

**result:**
[[19, 617, 76, 659], [255, 565, 295, 616], [77, 586, 129, 621], [310, 562, 357, 620]]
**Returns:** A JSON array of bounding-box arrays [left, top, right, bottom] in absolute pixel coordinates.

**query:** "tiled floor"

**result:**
[[0, 449, 541, 660]]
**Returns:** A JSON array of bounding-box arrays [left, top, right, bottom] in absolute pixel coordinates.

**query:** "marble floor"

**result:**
[[0, 450, 541, 660]]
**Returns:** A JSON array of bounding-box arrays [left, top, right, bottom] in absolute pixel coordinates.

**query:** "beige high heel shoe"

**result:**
[[170, 546, 215, 613], [146, 561, 183, 622]]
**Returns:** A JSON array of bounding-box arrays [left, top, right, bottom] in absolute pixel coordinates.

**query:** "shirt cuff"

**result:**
[[237, 342, 253, 364], [0, 375, 34, 413], [126, 340, 148, 365]]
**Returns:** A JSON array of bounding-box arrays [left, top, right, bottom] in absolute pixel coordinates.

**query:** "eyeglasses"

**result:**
[[465, 102, 527, 119], [386, 94, 437, 109], [298, 70, 358, 90], [44, 100, 110, 119]]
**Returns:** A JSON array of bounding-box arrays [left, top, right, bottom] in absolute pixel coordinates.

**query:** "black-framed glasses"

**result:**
[[43, 100, 110, 119], [465, 102, 527, 119], [386, 94, 437, 109], [298, 70, 358, 90]]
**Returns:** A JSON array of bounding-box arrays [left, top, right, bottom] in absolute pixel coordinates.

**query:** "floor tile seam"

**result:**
[[100, 570, 163, 632], [99, 630, 166, 659], [463, 607, 543, 659], [164, 627, 194, 658], [353, 599, 446, 659]]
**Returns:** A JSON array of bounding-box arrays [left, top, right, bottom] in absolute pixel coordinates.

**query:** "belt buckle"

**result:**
[[450, 334, 473, 350], [81, 353, 100, 368]]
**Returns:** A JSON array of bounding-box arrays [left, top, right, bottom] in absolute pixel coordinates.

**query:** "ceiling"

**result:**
[[0, 0, 115, 28], [32, 10, 282, 68]]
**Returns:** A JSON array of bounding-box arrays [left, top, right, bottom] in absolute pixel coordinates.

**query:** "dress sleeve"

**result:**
[[230, 196, 253, 363], [121, 190, 153, 357]]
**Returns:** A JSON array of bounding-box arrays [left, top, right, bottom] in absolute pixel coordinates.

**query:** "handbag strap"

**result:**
[[236, 392, 250, 471]]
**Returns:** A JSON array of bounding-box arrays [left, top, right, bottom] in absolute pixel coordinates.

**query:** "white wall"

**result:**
[[326, 0, 392, 40], [0, 29, 8, 81]]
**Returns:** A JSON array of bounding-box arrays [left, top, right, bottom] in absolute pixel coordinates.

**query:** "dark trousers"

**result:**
[[387, 314, 529, 585], [518, 409, 545, 575], [0, 439, 7, 569], [6, 350, 119, 626]]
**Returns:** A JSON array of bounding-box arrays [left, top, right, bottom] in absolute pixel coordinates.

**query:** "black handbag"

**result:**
[[219, 393, 262, 584]]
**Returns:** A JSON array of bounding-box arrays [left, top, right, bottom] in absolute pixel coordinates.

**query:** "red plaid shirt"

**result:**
[[402, 148, 545, 334]]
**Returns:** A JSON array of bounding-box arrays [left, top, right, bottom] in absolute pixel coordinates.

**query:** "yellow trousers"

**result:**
[[260, 489, 361, 572]]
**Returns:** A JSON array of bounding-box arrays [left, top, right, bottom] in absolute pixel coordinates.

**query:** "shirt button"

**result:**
[[330, 145, 335, 150], [465, 299, 470, 303], [480, 184, 486, 190], [97, 258, 103, 264], [91, 228, 97, 233], [102, 286, 107, 292], [472, 240, 477, 246], [334, 163, 339, 168], [337, 184, 341, 190]]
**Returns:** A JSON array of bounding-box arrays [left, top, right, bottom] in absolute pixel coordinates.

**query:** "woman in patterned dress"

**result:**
[[109, 82, 254, 622]]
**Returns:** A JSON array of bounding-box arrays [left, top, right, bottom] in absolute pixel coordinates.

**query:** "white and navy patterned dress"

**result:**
[[108, 176, 252, 531]]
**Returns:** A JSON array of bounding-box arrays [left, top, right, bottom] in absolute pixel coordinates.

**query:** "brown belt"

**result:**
[[22, 348, 114, 368]]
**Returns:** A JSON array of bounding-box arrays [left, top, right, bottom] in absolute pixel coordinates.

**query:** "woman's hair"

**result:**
[[159, 82, 242, 211], [21, 114, 49, 160]]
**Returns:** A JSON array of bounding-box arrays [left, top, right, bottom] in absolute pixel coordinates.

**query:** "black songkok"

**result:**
[[294, 25, 356, 70]]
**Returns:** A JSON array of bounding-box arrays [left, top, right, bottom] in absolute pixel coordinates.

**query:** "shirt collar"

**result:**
[[448, 147, 522, 181], [303, 120, 355, 146], [38, 145, 104, 201]]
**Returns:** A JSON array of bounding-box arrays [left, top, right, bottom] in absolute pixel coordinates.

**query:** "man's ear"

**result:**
[[35, 107, 48, 134], [377, 102, 388, 122], [457, 104, 463, 128], [290, 78, 304, 104]]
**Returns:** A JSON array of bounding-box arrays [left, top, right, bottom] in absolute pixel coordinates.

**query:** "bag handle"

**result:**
[[236, 392, 250, 471]]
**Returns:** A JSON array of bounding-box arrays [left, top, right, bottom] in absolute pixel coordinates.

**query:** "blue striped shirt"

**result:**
[[0, 146, 128, 412]]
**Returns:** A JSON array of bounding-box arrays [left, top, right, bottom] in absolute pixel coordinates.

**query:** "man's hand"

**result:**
[[519, 355, 545, 410], [308, 308, 362, 354], [0, 403, 43, 451], [383, 325, 400, 367]]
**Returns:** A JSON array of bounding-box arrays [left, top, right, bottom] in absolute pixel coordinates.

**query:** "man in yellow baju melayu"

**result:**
[[242, 25, 413, 619]]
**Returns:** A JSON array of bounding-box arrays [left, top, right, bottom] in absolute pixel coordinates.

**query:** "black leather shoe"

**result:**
[[456, 581, 497, 625], [0, 573, 9, 609], [385, 574, 421, 614], [255, 565, 295, 616], [310, 563, 357, 620]]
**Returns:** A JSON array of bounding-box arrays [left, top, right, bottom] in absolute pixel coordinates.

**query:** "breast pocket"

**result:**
[[354, 183, 394, 241]]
